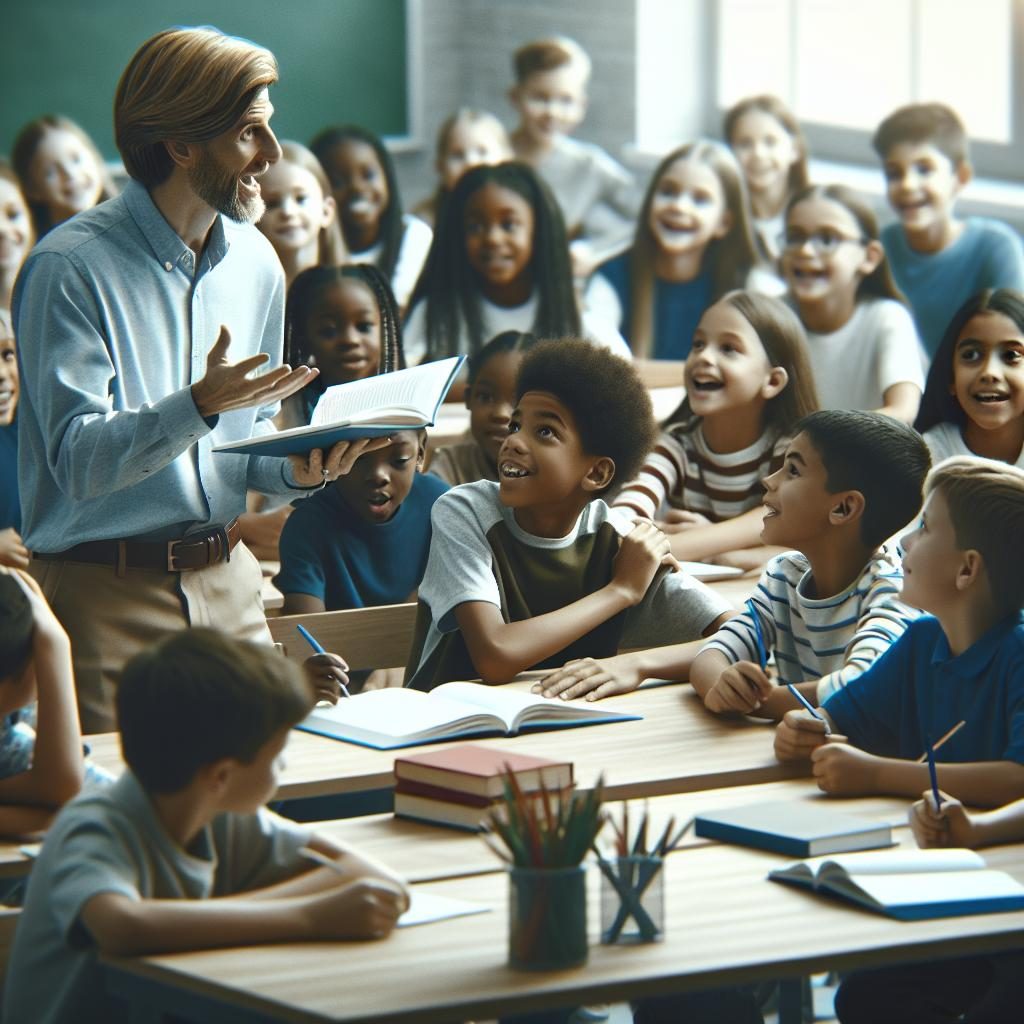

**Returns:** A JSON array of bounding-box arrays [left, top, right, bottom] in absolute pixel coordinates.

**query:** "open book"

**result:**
[[297, 682, 641, 749], [212, 356, 465, 458], [769, 848, 1024, 921]]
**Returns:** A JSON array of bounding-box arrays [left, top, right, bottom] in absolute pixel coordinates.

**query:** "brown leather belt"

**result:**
[[33, 518, 241, 573]]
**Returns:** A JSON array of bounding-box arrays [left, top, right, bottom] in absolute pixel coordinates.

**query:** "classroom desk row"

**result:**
[[83, 676, 795, 803], [101, 780, 1024, 1024]]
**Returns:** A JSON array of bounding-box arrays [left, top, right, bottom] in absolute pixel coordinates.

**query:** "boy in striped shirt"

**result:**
[[691, 410, 929, 717]]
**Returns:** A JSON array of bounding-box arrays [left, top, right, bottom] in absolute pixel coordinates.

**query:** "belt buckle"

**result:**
[[166, 539, 183, 572]]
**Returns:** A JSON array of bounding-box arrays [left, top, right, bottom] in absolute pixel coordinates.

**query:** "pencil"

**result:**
[[296, 624, 352, 698], [924, 735, 943, 811], [746, 598, 768, 671], [915, 720, 966, 763], [786, 683, 832, 736]]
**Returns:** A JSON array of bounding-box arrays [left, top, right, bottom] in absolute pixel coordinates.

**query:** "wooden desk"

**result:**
[[89, 680, 797, 803], [103, 836, 1024, 1024]]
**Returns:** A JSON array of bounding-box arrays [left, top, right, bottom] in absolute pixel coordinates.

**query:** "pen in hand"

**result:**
[[785, 683, 832, 736], [297, 623, 352, 699], [924, 733, 943, 812], [746, 598, 768, 671]]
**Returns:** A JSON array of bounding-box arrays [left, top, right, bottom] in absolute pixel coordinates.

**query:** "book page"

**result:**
[[304, 688, 501, 742], [311, 358, 461, 427], [835, 869, 1024, 911], [398, 890, 491, 928], [817, 848, 985, 880]]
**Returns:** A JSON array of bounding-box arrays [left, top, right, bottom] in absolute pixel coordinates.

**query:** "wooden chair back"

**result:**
[[268, 603, 418, 672]]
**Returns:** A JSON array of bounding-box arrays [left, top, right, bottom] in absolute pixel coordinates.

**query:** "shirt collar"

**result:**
[[930, 610, 1024, 677], [122, 179, 229, 274]]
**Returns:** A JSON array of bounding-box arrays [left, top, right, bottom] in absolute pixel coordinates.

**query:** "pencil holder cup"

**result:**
[[508, 864, 588, 971], [599, 855, 664, 945]]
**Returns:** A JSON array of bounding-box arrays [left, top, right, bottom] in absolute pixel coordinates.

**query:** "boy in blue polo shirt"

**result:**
[[873, 103, 1024, 359], [775, 456, 1024, 808]]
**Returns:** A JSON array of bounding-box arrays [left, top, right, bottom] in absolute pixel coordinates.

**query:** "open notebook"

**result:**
[[298, 683, 640, 749], [769, 848, 1024, 921], [212, 356, 464, 457]]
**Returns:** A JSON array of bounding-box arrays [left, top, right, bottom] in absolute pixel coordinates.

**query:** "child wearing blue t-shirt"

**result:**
[[275, 429, 448, 615], [776, 456, 1024, 809], [873, 103, 1024, 360]]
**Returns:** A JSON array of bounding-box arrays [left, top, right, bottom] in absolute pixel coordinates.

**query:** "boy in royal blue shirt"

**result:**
[[873, 103, 1024, 359], [275, 429, 447, 615], [776, 456, 1024, 808]]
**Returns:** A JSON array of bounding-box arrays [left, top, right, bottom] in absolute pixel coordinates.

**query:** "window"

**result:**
[[715, 0, 1021, 179]]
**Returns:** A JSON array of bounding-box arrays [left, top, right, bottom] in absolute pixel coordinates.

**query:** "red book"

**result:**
[[394, 744, 573, 799]]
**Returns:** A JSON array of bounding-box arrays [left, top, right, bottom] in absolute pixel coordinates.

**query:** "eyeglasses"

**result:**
[[778, 230, 869, 255]]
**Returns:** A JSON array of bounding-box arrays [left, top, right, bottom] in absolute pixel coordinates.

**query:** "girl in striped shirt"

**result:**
[[613, 290, 818, 569]]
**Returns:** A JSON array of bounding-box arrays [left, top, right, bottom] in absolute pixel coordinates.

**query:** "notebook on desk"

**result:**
[[769, 848, 1024, 921]]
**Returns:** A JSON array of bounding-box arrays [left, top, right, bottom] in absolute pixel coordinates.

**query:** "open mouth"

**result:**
[[762, 502, 779, 518], [500, 462, 530, 479], [347, 197, 374, 215], [690, 379, 724, 392], [239, 174, 261, 199], [972, 392, 1009, 404]]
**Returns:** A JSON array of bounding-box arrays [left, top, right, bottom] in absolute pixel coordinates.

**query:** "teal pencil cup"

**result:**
[[508, 864, 588, 971]]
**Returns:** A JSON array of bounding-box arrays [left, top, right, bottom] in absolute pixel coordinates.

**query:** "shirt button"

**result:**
[[164, 261, 173, 272]]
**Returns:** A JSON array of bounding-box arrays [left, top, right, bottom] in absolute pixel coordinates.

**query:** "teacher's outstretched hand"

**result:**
[[191, 325, 317, 418]]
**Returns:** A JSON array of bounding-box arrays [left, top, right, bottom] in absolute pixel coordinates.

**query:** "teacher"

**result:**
[[13, 27, 373, 731]]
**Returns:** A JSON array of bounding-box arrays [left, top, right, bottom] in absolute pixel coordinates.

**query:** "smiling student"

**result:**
[[775, 457, 1024, 808], [405, 340, 732, 691], [873, 103, 1024, 360], [403, 162, 626, 365], [311, 124, 431, 311], [540, 410, 926, 704], [916, 289, 1024, 468]]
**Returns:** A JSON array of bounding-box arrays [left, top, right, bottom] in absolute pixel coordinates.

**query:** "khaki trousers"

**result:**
[[30, 542, 271, 733]]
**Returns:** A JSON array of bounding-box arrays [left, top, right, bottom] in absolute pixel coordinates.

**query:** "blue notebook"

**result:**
[[769, 848, 1024, 921], [694, 800, 894, 858], [212, 355, 465, 458]]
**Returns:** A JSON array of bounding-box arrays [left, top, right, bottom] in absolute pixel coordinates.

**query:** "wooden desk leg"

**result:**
[[778, 977, 805, 1024]]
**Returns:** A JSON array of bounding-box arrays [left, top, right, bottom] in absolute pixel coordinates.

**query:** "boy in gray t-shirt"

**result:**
[[405, 340, 731, 691], [3, 630, 410, 1024]]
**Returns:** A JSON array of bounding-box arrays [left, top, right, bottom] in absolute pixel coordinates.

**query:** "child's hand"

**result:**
[[611, 520, 680, 605], [809, 739, 879, 795], [0, 528, 29, 570], [774, 708, 831, 762], [362, 667, 405, 691], [305, 877, 408, 941], [659, 509, 713, 534], [704, 662, 774, 715], [4, 567, 68, 651], [533, 654, 642, 702], [302, 652, 350, 705], [910, 791, 977, 849]]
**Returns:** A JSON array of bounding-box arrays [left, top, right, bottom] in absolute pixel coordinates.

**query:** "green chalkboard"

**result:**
[[2, 0, 410, 162]]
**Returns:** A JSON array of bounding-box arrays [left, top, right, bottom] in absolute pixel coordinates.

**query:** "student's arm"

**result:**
[[0, 529, 29, 570], [664, 506, 768, 562], [810, 745, 1024, 808], [282, 593, 326, 615], [875, 381, 921, 424], [911, 791, 1024, 849], [0, 570, 83, 811], [456, 521, 679, 685], [79, 878, 408, 955]]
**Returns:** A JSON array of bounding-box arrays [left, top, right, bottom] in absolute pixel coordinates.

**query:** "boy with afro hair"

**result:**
[[405, 339, 732, 690]]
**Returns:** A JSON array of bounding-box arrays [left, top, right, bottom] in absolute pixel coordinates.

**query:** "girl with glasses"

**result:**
[[782, 184, 925, 422]]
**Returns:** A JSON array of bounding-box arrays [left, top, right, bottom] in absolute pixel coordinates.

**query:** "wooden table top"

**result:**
[[103, 831, 1024, 1024], [88, 672, 795, 805]]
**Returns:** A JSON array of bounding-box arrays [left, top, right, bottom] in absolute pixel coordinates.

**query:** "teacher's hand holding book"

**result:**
[[287, 436, 393, 487]]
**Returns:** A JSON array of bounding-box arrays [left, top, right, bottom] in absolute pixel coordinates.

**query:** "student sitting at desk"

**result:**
[[775, 457, 1024, 808], [2, 629, 410, 1024], [404, 339, 733, 691], [538, 410, 927, 705], [834, 788, 1024, 1023]]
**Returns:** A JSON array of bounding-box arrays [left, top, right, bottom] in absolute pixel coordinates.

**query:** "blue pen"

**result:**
[[746, 598, 768, 671], [924, 733, 943, 811], [296, 624, 352, 699], [785, 683, 832, 736]]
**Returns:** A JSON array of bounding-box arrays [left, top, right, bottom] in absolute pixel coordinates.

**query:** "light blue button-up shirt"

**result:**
[[13, 180, 306, 549]]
